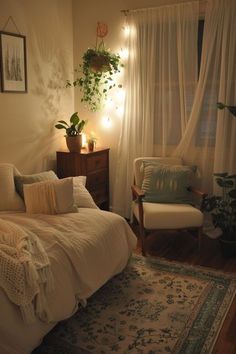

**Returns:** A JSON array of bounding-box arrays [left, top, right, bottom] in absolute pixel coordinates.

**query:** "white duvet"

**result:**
[[0, 209, 137, 354]]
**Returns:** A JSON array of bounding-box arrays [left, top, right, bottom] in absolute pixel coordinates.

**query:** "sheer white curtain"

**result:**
[[174, 0, 236, 193], [112, 1, 199, 217]]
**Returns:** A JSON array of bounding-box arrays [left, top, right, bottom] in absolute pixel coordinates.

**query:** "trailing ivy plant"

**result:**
[[66, 23, 123, 112]]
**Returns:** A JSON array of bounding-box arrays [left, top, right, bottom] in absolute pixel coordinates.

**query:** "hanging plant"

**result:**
[[66, 22, 123, 112]]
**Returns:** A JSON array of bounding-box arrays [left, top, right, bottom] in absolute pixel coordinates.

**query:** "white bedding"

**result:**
[[0, 208, 137, 354]]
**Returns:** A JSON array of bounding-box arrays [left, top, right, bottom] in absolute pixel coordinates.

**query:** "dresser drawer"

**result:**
[[86, 170, 107, 190], [87, 153, 108, 172], [90, 186, 108, 205]]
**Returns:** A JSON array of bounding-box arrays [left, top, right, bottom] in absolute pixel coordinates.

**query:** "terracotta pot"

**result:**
[[65, 135, 82, 152]]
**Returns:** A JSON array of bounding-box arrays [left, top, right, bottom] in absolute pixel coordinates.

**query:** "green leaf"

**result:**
[[214, 172, 228, 177], [55, 124, 66, 130], [217, 102, 226, 110], [215, 177, 234, 188], [70, 112, 80, 125], [57, 120, 69, 126], [226, 174, 236, 178]]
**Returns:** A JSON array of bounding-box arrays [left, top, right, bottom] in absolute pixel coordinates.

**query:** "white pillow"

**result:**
[[24, 178, 77, 214], [73, 176, 98, 209], [0, 164, 25, 211]]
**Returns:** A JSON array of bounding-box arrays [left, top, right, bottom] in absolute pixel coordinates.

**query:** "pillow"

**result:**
[[15, 170, 58, 199], [24, 178, 77, 214], [0, 163, 25, 211], [73, 176, 98, 209], [141, 162, 196, 204]]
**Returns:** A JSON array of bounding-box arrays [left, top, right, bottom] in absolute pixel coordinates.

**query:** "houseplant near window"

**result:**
[[203, 173, 236, 257], [66, 23, 122, 112], [55, 112, 86, 152], [203, 102, 236, 257]]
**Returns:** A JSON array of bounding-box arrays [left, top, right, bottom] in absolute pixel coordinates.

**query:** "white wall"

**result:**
[[0, 0, 74, 173]]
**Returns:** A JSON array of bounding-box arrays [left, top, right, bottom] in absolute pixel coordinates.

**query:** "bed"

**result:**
[[0, 164, 137, 354]]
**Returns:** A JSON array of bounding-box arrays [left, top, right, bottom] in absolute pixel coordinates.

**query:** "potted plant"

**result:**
[[66, 22, 123, 112], [55, 112, 87, 152], [203, 102, 236, 257], [203, 173, 236, 257]]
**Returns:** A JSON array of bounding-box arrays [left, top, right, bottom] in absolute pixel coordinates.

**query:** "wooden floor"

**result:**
[[131, 225, 236, 354]]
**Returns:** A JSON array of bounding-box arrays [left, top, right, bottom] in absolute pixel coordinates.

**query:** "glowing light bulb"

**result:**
[[102, 116, 112, 128], [119, 48, 129, 60], [123, 26, 130, 37]]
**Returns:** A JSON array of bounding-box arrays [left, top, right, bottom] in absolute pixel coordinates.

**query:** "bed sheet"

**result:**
[[0, 209, 137, 354]]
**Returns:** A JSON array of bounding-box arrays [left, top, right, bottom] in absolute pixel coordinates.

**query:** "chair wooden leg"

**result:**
[[139, 224, 146, 256]]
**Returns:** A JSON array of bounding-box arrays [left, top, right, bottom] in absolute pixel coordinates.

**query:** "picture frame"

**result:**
[[0, 31, 27, 93]]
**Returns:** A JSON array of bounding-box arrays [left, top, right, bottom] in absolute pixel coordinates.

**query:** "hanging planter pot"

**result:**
[[66, 22, 123, 112]]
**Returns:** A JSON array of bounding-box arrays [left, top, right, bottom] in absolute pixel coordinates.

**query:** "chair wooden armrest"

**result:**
[[131, 184, 145, 201], [187, 186, 208, 210]]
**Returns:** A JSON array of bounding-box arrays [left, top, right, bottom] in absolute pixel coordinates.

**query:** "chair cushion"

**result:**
[[133, 202, 203, 229], [134, 157, 182, 187], [141, 163, 196, 203]]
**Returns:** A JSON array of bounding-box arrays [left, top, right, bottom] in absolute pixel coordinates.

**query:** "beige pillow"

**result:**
[[15, 170, 58, 199], [73, 176, 98, 209], [24, 178, 77, 214], [0, 164, 25, 211]]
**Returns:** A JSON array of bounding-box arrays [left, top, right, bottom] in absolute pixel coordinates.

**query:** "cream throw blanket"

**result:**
[[0, 218, 54, 324]]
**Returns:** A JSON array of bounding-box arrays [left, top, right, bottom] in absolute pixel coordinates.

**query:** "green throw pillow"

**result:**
[[15, 170, 58, 199], [141, 162, 196, 204]]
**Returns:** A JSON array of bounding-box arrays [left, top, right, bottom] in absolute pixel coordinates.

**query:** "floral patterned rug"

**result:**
[[33, 255, 236, 354]]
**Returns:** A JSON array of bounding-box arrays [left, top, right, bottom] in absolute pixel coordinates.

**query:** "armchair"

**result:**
[[131, 157, 207, 256]]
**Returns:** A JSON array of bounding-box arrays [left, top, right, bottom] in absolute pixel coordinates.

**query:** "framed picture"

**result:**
[[0, 31, 27, 93]]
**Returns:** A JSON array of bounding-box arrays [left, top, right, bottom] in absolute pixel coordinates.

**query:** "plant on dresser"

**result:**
[[55, 112, 87, 152]]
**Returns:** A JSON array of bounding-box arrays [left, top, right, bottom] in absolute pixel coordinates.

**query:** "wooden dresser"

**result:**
[[56, 148, 109, 210]]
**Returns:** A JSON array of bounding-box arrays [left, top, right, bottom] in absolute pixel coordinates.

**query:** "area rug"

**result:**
[[33, 255, 236, 354]]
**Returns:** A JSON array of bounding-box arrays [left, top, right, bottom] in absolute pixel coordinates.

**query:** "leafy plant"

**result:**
[[203, 173, 236, 240], [217, 102, 236, 117], [203, 102, 236, 241], [55, 112, 86, 137], [66, 23, 123, 112]]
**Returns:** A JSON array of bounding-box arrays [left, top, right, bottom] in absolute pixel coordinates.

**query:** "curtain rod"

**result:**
[[121, 0, 206, 16]]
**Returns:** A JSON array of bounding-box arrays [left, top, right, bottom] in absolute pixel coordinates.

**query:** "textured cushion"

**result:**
[[15, 171, 58, 199], [134, 157, 183, 187], [133, 201, 203, 229], [73, 176, 98, 209], [142, 163, 196, 203], [0, 164, 25, 211], [24, 178, 77, 214]]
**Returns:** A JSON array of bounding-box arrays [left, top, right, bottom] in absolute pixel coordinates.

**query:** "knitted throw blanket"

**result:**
[[0, 218, 54, 323]]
